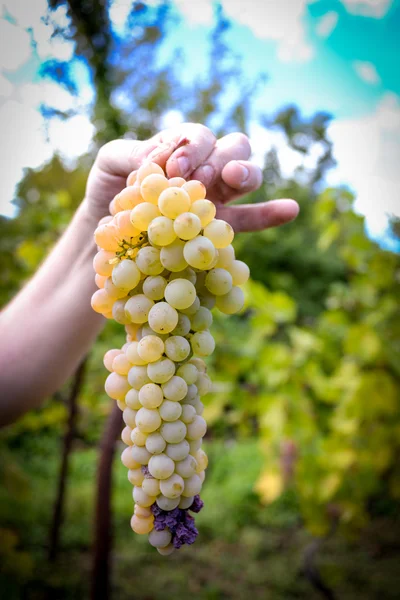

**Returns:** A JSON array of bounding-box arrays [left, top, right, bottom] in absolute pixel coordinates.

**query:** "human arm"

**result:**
[[0, 123, 299, 426]]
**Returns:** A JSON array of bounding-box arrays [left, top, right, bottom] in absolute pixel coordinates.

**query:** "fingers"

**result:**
[[216, 199, 300, 233], [163, 123, 216, 179], [191, 132, 251, 189], [95, 123, 217, 180]]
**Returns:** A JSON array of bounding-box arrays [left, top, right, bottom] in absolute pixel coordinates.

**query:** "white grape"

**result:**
[[164, 279, 196, 310], [103, 349, 122, 372], [227, 259, 250, 285], [125, 294, 154, 323], [186, 415, 207, 440], [215, 286, 244, 314], [142, 477, 160, 497], [156, 495, 180, 511], [148, 528, 172, 548], [112, 353, 131, 375], [112, 259, 141, 291], [189, 199, 216, 226], [139, 382, 163, 408], [182, 474, 202, 497], [171, 313, 191, 336], [130, 202, 160, 231], [203, 219, 234, 248], [195, 448, 208, 472], [178, 496, 194, 509], [183, 236, 216, 270], [121, 447, 140, 469], [190, 330, 215, 357], [191, 307, 213, 331], [137, 335, 164, 363], [125, 388, 141, 410], [148, 302, 178, 334], [162, 376, 188, 401], [173, 212, 202, 240], [147, 357, 175, 384], [121, 426, 133, 445], [189, 439, 202, 454], [197, 291, 216, 310], [145, 432, 166, 454], [165, 440, 190, 461], [160, 239, 188, 272], [181, 404, 197, 424], [196, 373, 212, 396], [164, 336, 191, 362], [131, 427, 147, 446], [148, 453, 175, 479], [131, 445, 152, 465], [180, 295, 200, 316], [126, 341, 147, 366], [142, 275, 167, 300], [133, 486, 156, 508], [112, 299, 131, 325], [215, 244, 235, 268], [122, 408, 137, 428], [177, 363, 198, 385], [159, 473, 185, 499], [147, 216, 177, 246], [128, 467, 144, 486], [205, 268, 233, 296], [135, 246, 163, 275], [128, 365, 151, 390], [136, 407, 162, 433], [158, 186, 191, 218], [160, 420, 187, 443], [159, 400, 182, 422], [105, 372, 130, 400], [175, 455, 197, 479]]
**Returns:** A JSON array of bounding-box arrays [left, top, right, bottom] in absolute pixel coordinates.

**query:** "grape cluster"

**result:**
[[91, 161, 250, 554]]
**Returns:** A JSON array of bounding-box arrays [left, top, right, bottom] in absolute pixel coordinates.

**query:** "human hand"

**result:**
[[85, 123, 299, 230]]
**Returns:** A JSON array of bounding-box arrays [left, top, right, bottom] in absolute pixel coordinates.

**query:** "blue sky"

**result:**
[[1, 0, 399, 249]]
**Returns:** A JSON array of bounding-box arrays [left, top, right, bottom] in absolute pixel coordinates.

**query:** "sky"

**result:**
[[0, 0, 399, 250]]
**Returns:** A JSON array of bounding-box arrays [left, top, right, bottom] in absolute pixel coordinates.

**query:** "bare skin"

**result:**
[[0, 123, 298, 426]]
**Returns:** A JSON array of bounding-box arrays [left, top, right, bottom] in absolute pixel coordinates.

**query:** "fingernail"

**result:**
[[177, 156, 190, 177], [196, 165, 214, 186], [238, 163, 249, 184]]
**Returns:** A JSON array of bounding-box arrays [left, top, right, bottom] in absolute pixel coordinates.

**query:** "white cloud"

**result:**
[[48, 114, 95, 159], [248, 122, 324, 178], [1, 1, 75, 63], [316, 11, 339, 37], [0, 100, 52, 216], [0, 97, 94, 217], [340, 0, 394, 17], [0, 20, 31, 71], [221, 0, 313, 62], [0, 72, 13, 97], [327, 93, 400, 234], [353, 60, 380, 84], [19, 82, 75, 112], [114, 0, 314, 63]]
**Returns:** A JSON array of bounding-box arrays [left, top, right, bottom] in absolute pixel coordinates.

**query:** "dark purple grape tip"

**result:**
[[149, 497, 204, 549]]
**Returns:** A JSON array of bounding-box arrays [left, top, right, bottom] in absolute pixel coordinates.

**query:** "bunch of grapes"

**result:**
[[91, 160, 250, 554]]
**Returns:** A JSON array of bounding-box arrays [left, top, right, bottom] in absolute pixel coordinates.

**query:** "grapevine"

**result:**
[[91, 159, 250, 555]]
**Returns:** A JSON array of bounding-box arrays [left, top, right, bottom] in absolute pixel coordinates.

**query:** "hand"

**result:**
[[85, 123, 299, 231]]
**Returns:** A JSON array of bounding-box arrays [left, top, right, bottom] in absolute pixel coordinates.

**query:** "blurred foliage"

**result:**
[[1, 1, 399, 597]]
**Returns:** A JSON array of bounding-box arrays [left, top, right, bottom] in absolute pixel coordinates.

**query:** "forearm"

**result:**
[[0, 200, 104, 426]]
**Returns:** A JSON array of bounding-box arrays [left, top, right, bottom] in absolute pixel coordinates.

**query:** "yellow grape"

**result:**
[[140, 173, 169, 204], [91, 289, 114, 314]]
